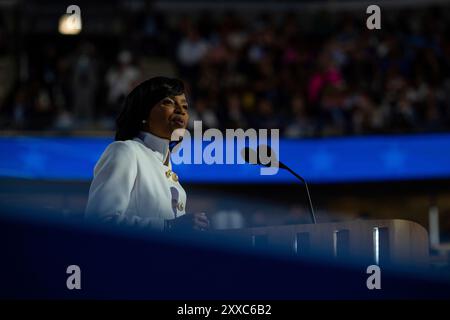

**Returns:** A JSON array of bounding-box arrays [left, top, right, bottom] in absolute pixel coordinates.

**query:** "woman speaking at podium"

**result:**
[[85, 77, 209, 232]]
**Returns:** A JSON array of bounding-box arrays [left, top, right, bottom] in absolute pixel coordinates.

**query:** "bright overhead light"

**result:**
[[58, 13, 82, 35]]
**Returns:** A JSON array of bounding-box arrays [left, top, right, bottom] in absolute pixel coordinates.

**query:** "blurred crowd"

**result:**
[[1, 5, 450, 137]]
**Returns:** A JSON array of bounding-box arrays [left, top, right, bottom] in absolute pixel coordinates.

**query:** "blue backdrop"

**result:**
[[1, 134, 450, 183]]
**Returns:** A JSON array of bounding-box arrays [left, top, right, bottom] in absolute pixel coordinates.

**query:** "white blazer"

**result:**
[[85, 131, 187, 230]]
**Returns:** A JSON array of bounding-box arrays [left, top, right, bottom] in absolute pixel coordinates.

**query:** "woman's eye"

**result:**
[[162, 99, 174, 106]]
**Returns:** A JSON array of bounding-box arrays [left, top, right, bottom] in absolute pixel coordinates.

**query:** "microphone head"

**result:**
[[241, 147, 259, 165], [241, 145, 281, 168]]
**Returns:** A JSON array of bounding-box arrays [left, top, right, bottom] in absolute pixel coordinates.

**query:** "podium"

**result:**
[[219, 219, 429, 267], [2, 211, 448, 299]]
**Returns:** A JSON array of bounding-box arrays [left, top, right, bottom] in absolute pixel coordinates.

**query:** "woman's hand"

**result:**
[[165, 212, 210, 232], [193, 212, 209, 231]]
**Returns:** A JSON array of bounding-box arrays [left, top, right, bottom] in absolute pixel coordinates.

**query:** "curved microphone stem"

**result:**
[[281, 162, 317, 224]]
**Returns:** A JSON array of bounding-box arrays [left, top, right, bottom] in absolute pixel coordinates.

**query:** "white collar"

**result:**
[[137, 131, 170, 163]]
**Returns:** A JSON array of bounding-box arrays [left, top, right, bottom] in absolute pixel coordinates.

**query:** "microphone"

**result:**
[[241, 146, 317, 224]]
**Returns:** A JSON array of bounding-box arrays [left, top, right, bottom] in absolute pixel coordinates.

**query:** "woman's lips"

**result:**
[[171, 118, 185, 127]]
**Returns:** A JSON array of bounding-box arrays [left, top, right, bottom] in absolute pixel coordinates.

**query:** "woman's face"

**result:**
[[146, 93, 189, 140]]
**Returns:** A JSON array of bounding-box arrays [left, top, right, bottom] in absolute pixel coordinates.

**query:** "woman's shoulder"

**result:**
[[93, 140, 141, 175], [102, 139, 142, 159], [108, 139, 140, 148]]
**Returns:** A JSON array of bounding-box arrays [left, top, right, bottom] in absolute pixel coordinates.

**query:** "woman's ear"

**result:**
[[141, 119, 148, 131]]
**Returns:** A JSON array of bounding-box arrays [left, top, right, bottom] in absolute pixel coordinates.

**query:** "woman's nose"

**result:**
[[174, 104, 185, 115]]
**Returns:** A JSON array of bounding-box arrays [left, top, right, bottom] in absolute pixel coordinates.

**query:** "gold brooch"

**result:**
[[177, 202, 184, 211], [165, 169, 179, 183]]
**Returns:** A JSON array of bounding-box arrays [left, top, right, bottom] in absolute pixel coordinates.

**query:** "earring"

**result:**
[[142, 120, 147, 124]]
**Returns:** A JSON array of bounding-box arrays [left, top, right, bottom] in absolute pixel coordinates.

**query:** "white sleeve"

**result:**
[[85, 141, 166, 231]]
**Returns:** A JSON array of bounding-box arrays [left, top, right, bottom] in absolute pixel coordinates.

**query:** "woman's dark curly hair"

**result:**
[[115, 76, 185, 141]]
